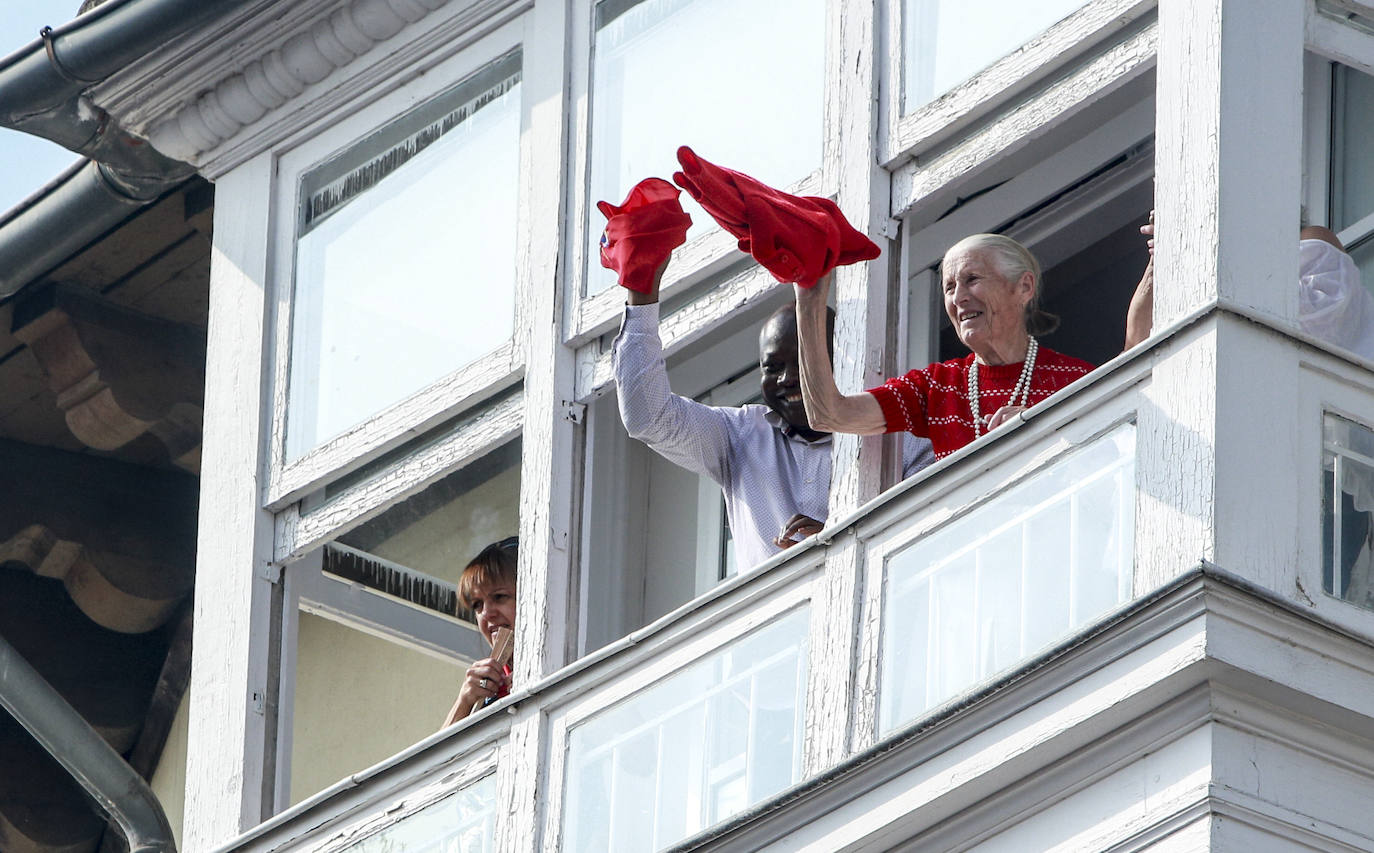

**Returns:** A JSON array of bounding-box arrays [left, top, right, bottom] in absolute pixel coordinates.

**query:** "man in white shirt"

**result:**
[[613, 258, 935, 574]]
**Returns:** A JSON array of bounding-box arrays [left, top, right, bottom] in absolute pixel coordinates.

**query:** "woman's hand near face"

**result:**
[[441, 657, 510, 728]]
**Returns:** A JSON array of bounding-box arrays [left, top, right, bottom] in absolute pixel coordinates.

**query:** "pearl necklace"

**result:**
[[968, 336, 1038, 437]]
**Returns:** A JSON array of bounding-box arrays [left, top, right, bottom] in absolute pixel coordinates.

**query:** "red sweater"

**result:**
[[867, 348, 1093, 458]]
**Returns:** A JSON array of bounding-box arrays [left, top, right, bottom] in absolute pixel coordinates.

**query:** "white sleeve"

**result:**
[[612, 304, 737, 484], [1299, 238, 1374, 361]]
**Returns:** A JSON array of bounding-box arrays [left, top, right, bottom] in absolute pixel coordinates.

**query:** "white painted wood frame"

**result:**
[[797, 0, 893, 777], [539, 579, 821, 852], [273, 393, 524, 562], [880, 0, 1156, 167], [1308, 0, 1374, 80], [559, 0, 827, 349], [1304, 21, 1374, 256], [512, 0, 581, 710], [262, 19, 529, 510], [185, 152, 283, 848], [1144, 0, 1305, 589], [891, 21, 1158, 223]]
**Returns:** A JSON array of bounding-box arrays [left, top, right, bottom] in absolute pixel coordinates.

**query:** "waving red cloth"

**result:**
[[597, 178, 693, 293], [672, 146, 881, 287]]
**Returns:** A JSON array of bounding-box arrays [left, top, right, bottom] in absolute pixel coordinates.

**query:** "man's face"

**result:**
[[759, 314, 811, 431]]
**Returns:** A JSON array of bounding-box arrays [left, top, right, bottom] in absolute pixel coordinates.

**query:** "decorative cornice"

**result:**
[[91, 0, 530, 177], [145, 0, 449, 162]]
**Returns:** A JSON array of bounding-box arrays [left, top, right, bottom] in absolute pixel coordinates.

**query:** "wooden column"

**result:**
[[803, 0, 891, 772], [182, 152, 281, 849], [508, 1, 575, 849], [1138, 0, 1304, 590]]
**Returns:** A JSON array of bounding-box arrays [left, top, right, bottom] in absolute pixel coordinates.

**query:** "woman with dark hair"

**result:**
[[441, 536, 518, 728], [794, 233, 1094, 458]]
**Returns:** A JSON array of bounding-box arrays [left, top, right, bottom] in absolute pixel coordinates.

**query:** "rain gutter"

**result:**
[[0, 631, 176, 853], [0, 0, 253, 302]]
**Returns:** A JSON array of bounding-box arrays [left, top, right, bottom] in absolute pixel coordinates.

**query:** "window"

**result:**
[[561, 607, 808, 851], [1322, 413, 1374, 608], [285, 51, 522, 460], [1330, 63, 1374, 294], [879, 424, 1134, 733], [902, 0, 1085, 114], [580, 299, 768, 653], [281, 439, 521, 806], [583, 0, 825, 296]]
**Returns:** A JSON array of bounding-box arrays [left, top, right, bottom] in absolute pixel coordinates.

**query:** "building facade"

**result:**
[[5, 0, 1374, 850]]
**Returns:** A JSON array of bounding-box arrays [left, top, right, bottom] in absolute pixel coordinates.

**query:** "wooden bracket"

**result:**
[[12, 283, 207, 472]]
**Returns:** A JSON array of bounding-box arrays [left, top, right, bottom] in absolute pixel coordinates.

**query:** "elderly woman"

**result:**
[[441, 536, 518, 728], [794, 233, 1093, 457]]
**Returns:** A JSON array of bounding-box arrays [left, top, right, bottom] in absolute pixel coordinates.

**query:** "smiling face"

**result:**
[[941, 247, 1035, 364], [466, 579, 516, 651], [759, 312, 809, 431]]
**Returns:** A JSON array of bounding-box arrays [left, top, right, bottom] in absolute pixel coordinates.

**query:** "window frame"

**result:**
[[881, 0, 1156, 168], [264, 19, 529, 510], [541, 584, 818, 852], [561, 0, 828, 350], [273, 548, 495, 813], [273, 392, 525, 563]]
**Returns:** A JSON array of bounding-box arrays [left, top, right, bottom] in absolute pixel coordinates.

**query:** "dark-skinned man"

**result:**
[[612, 254, 935, 574]]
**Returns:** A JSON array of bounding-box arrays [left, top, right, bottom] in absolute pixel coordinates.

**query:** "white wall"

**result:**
[[150, 692, 189, 852], [289, 612, 468, 805]]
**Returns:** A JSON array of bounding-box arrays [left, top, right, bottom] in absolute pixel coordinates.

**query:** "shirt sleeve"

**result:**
[[899, 433, 936, 480], [866, 369, 932, 436], [612, 303, 737, 484]]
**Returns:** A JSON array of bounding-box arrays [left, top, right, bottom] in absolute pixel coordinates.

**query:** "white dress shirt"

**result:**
[[613, 303, 935, 573]]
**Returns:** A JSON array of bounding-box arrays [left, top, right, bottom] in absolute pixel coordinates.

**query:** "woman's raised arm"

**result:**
[[794, 274, 888, 435]]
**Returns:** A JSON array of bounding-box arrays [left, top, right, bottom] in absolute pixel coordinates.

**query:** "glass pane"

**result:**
[[1322, 413, 1374, 605], [562, 607, 808, 851], [333, 438, 522, 606], [340, 773, 498, 853], [903, 0, 1085, 114], [585, 0, 825, 295], [1348, 236, 1374, 317], [1331, 64, 1374, 232], [291, 611, 468, 805], [880, 424, 1135, 735], [287, 53, 522, 459]]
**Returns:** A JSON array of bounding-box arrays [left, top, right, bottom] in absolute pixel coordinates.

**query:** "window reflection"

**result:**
[[562, 608, 808, 851], [1322, 414, 1374, 606], [880, 424, 1134, 734], [585, 0, 825, 295], [1330, 64, 1374, 233], [287, 52, 522, 459], [903, 0, 1084, 114], [340, 774, 497, 852]]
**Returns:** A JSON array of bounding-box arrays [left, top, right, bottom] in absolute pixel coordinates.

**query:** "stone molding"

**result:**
[[92, 0, 530, 178]]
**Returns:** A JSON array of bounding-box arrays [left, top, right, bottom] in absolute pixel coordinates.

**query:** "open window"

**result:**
[[278, 437, 521, 808], [579, 281, 785, 653], [901, 83, 1155, 374], [1317, 61, 1374, 301]]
